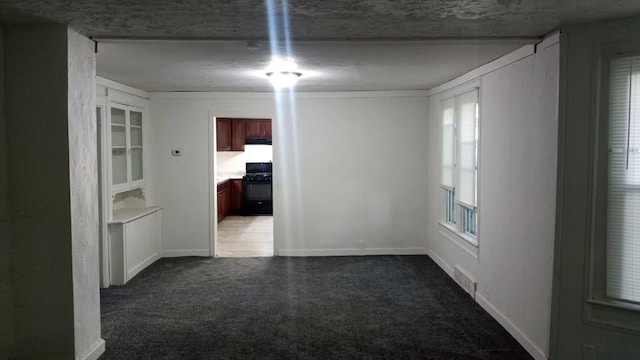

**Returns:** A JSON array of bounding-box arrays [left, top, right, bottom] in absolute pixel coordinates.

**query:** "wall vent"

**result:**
[[453, 266, 477, 299]]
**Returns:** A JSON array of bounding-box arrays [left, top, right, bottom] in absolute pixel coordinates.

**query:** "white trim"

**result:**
[[277, 247, 428, 257], [97, 76, 150, 99], [127, 253, 161, 280], [475, 293, 548, 360], [426, 249, 454, 277], [206, 115, 220, 258], [539, 31, 560, 50], [428, 45, 536, 96], [162, 249, 211, 257], [77, 338, 105, 360], [94, 37, 540, 45], [150, 90, 430, 100], [438, 223, 479, 259], [96, 98, 111, 289]]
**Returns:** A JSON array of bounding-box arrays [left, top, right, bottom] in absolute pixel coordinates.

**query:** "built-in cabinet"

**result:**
[[109, 207, 162, 286], [110, 103, 145, 193], [98, 77, 160, 288], [216, 117, 271, 152]]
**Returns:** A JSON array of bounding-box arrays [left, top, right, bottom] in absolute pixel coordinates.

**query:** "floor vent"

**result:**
[[453, 266, 476, 299]]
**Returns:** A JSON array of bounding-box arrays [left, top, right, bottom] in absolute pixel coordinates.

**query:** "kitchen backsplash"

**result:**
[[217, 144, 272, 173]]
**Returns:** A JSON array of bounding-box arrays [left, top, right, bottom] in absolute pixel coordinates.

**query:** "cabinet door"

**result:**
[[129, 110, 144, 183], [245, 119, 262, 138], [217, 188, 230, 222], [230, 179, 243, 213], [262, 119, 272, 139], [231, 119, 245, 151], [110, 106, 128, 187], [217, 118, 232, 151]]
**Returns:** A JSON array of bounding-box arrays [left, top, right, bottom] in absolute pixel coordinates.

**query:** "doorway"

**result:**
[[210, 116, 274, 257]]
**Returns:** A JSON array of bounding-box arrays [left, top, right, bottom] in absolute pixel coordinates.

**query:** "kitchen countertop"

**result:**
[[216, 172, 244, 185]]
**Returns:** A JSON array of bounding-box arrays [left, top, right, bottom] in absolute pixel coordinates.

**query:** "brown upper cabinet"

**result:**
[[217, 117, 248, 152], [217, 118, 272, 152], [216, 118, 231, 151], [231, 119, 245, 151], [245, 119, 272, 139]]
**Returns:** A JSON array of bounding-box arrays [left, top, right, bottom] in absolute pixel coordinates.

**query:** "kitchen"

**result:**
[[215, 117, 274, 257]]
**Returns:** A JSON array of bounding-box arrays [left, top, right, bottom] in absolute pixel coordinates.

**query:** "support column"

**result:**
[[5, 25, 103, 359]]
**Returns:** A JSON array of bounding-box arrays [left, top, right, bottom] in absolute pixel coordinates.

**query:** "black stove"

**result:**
[[244, 172, 272, 182], [243, 162, 272, 215]]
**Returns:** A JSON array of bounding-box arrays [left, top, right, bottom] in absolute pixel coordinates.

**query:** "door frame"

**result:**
[[97, 96, 111, 288], [208, 114, 276, 257], [208, 112, 219, 257]]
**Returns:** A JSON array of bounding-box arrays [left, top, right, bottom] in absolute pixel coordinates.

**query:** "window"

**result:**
[[440, 88, 479, 241], [606, 55, 640, 304]]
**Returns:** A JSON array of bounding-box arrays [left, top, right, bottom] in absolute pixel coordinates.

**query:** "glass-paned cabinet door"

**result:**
[[111, 107, 128, 186], [129, 111, 143, 182]]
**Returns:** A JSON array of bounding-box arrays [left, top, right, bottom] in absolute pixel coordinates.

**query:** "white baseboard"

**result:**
[[427, 249, 546, 360], [77, 338, 105, 360], [162, 249, 210, 257], [127, 253, 161, 281], [426, 249, 454, 277], [475, 293, 547, 360], [277, 247, 428, 257]]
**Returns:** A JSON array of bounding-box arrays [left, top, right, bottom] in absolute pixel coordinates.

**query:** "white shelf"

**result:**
[[110, 206, 162, 224], [111, 123, 125, 127]]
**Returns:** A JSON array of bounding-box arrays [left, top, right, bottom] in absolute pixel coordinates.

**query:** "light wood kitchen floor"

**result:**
[[216, 216, 274, 257]]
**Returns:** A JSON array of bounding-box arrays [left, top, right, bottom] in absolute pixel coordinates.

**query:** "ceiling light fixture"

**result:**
[[266, 57, 302, 89]]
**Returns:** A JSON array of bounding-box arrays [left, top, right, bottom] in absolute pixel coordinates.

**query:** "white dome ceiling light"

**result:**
[[266, 57, 302, 89]]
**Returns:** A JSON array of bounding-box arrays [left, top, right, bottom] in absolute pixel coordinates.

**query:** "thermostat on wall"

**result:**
[[172, 149, 182, 156]]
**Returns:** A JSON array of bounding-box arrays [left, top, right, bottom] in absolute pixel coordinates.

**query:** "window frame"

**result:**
[[586, 45, 640, 332], [439, 85, 480, 246]]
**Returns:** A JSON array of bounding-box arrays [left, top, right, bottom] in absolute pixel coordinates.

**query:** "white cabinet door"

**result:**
[[129, 109, 144, 188], [109, 209, 162, 286], [108, 102, 146, 193]]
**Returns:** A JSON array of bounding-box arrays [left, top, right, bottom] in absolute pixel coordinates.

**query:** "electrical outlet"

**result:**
[[358, 239, 365, 249]]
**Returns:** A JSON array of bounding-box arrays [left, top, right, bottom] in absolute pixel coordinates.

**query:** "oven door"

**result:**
[[244, 182, 272, 201], [243, 181, 273, 215]]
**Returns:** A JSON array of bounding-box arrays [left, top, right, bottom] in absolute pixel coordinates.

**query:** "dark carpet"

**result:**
[[100, 256, 532, 359]]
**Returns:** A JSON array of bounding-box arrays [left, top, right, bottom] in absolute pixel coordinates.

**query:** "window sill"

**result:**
[[438, 222, 479, 260], [585, 298, 640, 333], [439, 222, 478, 247], [588, 298, 640, 313]]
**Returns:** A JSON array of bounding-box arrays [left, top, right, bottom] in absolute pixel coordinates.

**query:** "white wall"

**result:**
[[67, 29, 103, 360], [4, 26, 103, 359], [149, 91, 430, 256], [426, 38, 559, 360]]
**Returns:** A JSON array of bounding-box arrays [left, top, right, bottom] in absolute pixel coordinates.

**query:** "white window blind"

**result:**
[[607, 55, 640, 303], [442, 98, 456, 188], [456, 89, 479, 208]]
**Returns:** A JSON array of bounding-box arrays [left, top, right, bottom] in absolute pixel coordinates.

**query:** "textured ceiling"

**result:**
[[96, 39, 530, 92], [1, 0, 640, 39], [3, 0, 639, 92]]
